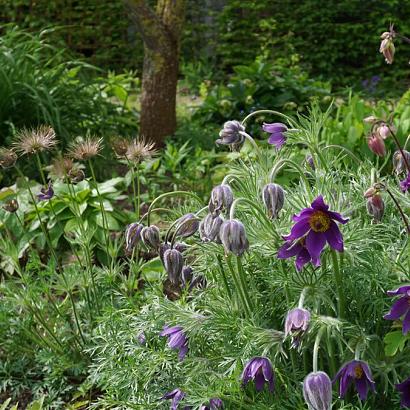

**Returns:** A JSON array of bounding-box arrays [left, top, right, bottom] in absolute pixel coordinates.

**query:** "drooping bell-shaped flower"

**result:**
[[241, 357, 275, 393], [366, 193, 384, 223], [303, 371, 333, 410], [163, 248, 184, 284], [160, 325, 188, 361], [220, 219, 249, 256], [263, 122, 288, 149], [384, 285, 410, 334], [396, 376, 410, 408], [367, 133, 386, 157], [141, 225, 160, 250], [208, 184, 234, 216], [125, 222, 143, 253], [3, 199, 19, 213], [400, 173, 410, 193], [216, 120, 245, 150], [380, 31, 395, 64], [37, 181, 54, 201], [284, 307, 311, 348], [199, 398, 223, 410], [161, 388, 187, 410], [333, 360, 375, 401], [175, 213, 200, 238], [200, 213, 224, 243], [281, 196, 348, 267], [393, 150, 410, 175], [278, 237, 312, 271], [262, 183, 285, 219]]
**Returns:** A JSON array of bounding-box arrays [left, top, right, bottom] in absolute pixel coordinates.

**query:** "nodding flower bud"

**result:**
[[209, 184, 234, 216], [393, 150, 410, 175], [220, 219, 249, 256], [125, 222, 144, 253], [68, 168, 85, 183], [216, 120, 245, 150], [163, 248, 184, 284], [182, 266, 207, 291], [363, 115, 378, 124], [367, 133, 386, 157], [141, 225, 160, 250], [175, 213, 200, 238], [3, 199, 19, 213], [377, 123, 391, 139], [380, 31, 395, 64], [200, 213, 224, 243], [305, 155, 315, 170], [303, 371, 333, 410], [284, 307, 311, 348], [262, 183, 285, 219], [367, 194, 384, 222], [0, 148, 17, 169], [137, 332, 146, 345]]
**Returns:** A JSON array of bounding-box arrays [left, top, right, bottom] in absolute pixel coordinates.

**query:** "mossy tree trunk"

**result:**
[[125, 0, 186, 146]]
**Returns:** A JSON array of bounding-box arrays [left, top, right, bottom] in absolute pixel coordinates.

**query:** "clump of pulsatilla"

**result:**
[[364, 186, 385, 223]]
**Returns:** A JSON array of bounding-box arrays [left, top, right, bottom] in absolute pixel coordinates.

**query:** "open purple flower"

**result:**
[[241, 357, 275, 393], [160, 325, 188, 361], [400, 173, 410, 193], [37, 181, 54, 201], [263, 122, 287, 149], [384, 286, 410, 334], [284, 307, 311, 348], [278, 237, 312, 271], [162, 388, 187, 410], [333, 360, 375, 401], [282, 196, 348, 267], [396, 376, 410, 408]]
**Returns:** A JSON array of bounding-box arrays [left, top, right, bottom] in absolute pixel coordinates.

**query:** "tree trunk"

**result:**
[[125, 0, 186, 147]]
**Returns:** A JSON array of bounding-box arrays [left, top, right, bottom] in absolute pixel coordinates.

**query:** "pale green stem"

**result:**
[[298, 287, 308, 309], [237, 256, 254, 311], [331, 250, 345, 319], [241, 109, 295, 126], [238, 131, 261, 155], [269, 158, 311, 190], [313, 327, 325, 373]]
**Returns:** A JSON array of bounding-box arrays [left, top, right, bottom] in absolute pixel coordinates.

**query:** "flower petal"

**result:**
[[327, 210, 349, 224], [262, 123, 287, 133], [311, 196, 329, 211], [325, 221, 344, 252], [295, 248, 311, 271], [387, 286, 410, 296], [384, 297, 409, 320], [355, 377, 369, 401], [283, 220, 310, 241], [254, 372, 265, 391], [403, 309, 410, 335], [306, 231, 326, 266], [278, 241, 303, 258]]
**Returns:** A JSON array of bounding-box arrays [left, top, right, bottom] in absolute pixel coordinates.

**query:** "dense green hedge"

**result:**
[[1, 0, 410, 89]]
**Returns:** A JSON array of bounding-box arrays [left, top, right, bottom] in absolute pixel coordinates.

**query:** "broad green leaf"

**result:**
[[384, 330, 407, 356]]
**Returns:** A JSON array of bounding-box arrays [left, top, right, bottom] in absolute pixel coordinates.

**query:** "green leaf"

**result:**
[[0, 398, 11, 410], [95, 212, 120, 230], [384, 330, 408, 357], [141, 257, 164, 282]]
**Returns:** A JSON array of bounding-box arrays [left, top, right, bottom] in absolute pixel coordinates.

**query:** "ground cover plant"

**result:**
[[1, 16, 410, 410]]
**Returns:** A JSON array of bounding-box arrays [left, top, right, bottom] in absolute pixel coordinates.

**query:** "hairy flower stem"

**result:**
[[298, 287, 308, 309], [237, 256, 254, 311], [331, 250, 345, 319], [238, 131, 261, 155], [313, 327, 325, 373], [385, 187, 410, 234], [145, 191, 202, 226], [127, 160, 140, 218], [226, 255, 251, 317], [88, 159, 112, 268], [216, 254, 232, 299], [241, 109, 294, 127], [388, 126, 410, 173]]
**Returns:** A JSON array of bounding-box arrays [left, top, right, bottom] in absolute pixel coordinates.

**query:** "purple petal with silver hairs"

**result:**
[[241, 357, 275, 393], [400, 173, 410, 192], [162, 388, 186, 410], [303, 371, 332, 410], [125, 222, 144, 253], [396, 376, 410, 408], [220, 219, 249, 256], [384, 285, 410, 334], [284, 307, 310, 347], [263, 122, 288, 149], [160, 325, 188, 361]]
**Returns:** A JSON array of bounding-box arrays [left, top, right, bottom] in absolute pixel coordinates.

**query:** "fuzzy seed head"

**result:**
[[125, 137, 157, 163], [68, 137, 103, 161], [0, 148, 17, 168], [13, 126, 57, 155]]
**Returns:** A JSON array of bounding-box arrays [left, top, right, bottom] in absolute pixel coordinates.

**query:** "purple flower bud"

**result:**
[[209, 184, 234, 216], [161, 388, 186, 410], [241, 357, 275, 393], [377, 124, 391, 139], [262, 183, 285, 219], [220, 219, 249, 256], [137, 332, 146, 345], [163, 248, 184, 284], [181, 266, 194, 285], [366, 194, 384, 222], [200, 398, 223, 410], [200, 213, 224, 243], [305, 155, 315, 170], [141, 225, 160, 250], [303, 371, 332, 410], [37, 181, 54, 201], [216, 120, 245, 151], [393, 150, 410, 175], [175, 213, 200, 238], [125, 222, 143, 253], [160, 325, 188, 361], [367, 134, 386, 157], [284, 308, 311, 348]]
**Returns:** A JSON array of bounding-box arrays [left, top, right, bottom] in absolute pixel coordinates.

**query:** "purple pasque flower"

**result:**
[[160, 325, 188, 361], [333, 360, 375, 401], [263, 122, 287, 149], [162, 388, 188, 410], [384, 286, 410, 334], [396, 376, 410, 408], [303, 371, 332, 410], [282, 196, 348, 267], [199, 398, 223, 410], [37, 181, 54, 201], [241, 357, 275, 393], [125, 222, 143, 253], [219, 219, 249, 256], [284, 307, 311, 348], [400, 173, 410, 193], [277, 237, 312, 271]]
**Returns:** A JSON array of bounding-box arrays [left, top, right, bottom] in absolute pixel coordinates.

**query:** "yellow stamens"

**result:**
[[354, 365, 363, 379], [309, 211, 331, 232]]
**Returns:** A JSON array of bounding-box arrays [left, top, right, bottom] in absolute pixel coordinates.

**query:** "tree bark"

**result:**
[[125, 0, 186, 147]]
